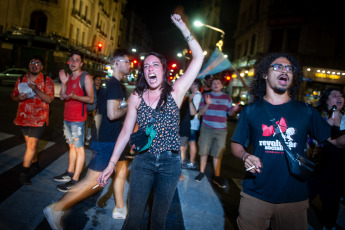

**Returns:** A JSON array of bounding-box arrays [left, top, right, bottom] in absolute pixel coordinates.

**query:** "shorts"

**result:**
[[20, 123, 46, 139], [198, 125, 227, 159], [88, 141, 127, 172], [189, 129, 199, 142], [63, 120, 85, 148], [180, 136, 189, 147]]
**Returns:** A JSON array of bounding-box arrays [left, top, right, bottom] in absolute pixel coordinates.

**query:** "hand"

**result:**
[[232, 103, 240, 112], [244, 154, 262, 173], [171, 14, 188, 32], [188, 92, 195, 102], [97, 163, 115, 187], [204, 94, 211, 104], [59, 69, 69, 84], [28, 82, 37, 91], [18, 93, 27, 101]]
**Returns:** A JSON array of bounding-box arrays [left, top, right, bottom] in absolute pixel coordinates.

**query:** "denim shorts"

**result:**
[[189, 129, 199, 142], [63, 120, 85, 148], [88, 141, 127, 172]]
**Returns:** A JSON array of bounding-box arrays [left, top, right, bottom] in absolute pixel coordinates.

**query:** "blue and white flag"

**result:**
[[197, 48, 232, 79]]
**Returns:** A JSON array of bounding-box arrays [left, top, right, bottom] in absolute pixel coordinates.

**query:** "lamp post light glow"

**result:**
[[193, 20, 225, 51], [131, 48, 137, 53]]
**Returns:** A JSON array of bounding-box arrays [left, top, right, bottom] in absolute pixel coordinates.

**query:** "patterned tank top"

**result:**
[[137, 93, 180, 154]]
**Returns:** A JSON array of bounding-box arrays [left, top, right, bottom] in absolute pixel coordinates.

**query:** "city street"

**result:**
[[0, 85, 344, 230]]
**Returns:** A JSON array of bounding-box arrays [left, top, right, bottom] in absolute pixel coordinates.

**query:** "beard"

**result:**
[[273, 86, 288, 94]]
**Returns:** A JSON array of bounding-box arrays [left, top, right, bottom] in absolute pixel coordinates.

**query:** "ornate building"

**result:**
[[0, 0, 128, 78]]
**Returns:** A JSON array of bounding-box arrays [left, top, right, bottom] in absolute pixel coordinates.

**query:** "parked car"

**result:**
[[0, 68, 27, 86]]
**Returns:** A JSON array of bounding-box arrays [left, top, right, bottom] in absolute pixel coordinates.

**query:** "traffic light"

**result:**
[[224, 74, 231, 85], [97, 43, 103, 51], [131, 59, 138, 68]]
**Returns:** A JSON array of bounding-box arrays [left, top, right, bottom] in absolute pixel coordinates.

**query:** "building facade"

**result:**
[[0, 0, 128, 79], [230, 0, 345, 105]]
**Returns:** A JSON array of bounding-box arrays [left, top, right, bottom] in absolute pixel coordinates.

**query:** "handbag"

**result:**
[[264, 103, 315, 182], [129, 110, 158, 155]]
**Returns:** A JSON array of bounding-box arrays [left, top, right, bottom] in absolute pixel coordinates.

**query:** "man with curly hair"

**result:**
[[231, 53, 345, 230]]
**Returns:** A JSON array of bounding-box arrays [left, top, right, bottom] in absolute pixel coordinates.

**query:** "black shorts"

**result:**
[[20, 123, 46, 139]]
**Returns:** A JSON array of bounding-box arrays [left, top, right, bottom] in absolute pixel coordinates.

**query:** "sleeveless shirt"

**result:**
[[64, 73, 87, 122], [137, 93, 180, 154]]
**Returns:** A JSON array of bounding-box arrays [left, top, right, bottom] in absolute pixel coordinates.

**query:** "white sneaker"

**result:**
[[112, 206, 127, 219], [43, 204, 64, 230]]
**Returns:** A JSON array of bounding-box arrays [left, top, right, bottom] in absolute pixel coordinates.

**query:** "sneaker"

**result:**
[[43, 204, 64, 230], [112, 206, 127, 219], [56, 180, 77, 192], [213, 176, 226, 189], [19, 172, 32, 185], [54, 171, 72, 182], [195, 172, 204, 182], [183, 162, 197, 170]]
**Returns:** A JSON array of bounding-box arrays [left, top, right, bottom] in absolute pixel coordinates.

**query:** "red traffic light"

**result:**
[[97, 43, 103, 51], [133, 59, 138, 64]]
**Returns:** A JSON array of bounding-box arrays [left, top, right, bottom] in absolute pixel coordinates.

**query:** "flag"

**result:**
[[197, 48, 232, 79]]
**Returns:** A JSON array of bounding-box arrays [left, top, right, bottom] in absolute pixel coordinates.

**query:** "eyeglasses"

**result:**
[[270, 64, 296, 73], [116, 59, 130, 63], [29, 61, 42, 66]]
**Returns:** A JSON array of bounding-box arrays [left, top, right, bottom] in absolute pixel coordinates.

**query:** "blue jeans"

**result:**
[[122, 150, 181, 230]]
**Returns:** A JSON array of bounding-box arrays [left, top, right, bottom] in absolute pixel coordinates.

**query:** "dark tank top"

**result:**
[[137, 93, 180, 154]]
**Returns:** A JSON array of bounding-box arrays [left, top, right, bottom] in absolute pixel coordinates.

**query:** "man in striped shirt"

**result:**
[[195, 77, 238, 188]]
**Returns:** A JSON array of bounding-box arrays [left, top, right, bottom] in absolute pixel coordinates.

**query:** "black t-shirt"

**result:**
[[92, 77, 125, 142], [231, 99, 331, 203], [179, 97, 191, 137]]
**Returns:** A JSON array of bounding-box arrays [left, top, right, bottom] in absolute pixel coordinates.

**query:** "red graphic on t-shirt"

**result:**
[[262, 117, 287, 136]]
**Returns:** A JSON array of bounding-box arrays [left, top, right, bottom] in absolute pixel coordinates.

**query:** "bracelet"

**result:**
[[241, 152, 249, 161], [184, 33, 194, 42], [109, 160, 116, 166]]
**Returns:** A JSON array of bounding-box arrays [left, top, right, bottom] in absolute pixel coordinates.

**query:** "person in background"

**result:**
[[183, 79, 202, 170], [43, 49, 130, 229], [308, 88, 344, 230], [11, 56, 54, 185], [201, 75, 212, 94], [85, 76, 101, 145], [54, 50, 94, 192], [97, 13, 204, 229], [195, 77, 238, 189]]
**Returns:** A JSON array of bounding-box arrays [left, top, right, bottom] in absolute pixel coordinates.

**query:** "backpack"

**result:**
[[80, 71, 97, 115]]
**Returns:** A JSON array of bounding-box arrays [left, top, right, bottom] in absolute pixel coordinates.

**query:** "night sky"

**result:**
[[126, 0, 204, 62]]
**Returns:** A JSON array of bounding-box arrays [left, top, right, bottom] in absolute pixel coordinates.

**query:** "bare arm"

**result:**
[[188, 94, 197, 116], [107, 99, 128, 120], [198, 94, 211, 116], [170, 14, 204, 107], [231, 141, 262, 173]]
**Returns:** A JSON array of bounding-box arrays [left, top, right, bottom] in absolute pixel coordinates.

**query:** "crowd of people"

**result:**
[[10, 12, 345, 230]]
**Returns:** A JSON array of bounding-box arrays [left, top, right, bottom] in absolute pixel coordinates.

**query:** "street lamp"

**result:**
[[194, 20, 225, 51]]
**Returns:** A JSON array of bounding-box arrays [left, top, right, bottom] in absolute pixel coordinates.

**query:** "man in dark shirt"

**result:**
[[44, 49, 130, 229], [231, 53, 345, 230]]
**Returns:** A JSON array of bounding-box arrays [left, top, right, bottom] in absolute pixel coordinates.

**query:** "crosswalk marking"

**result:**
[[0, 140, 54, 175], [0, 131, 232, 230]]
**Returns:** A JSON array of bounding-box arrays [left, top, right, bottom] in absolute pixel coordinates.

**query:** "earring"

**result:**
[[263, 75, 267, 80]]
